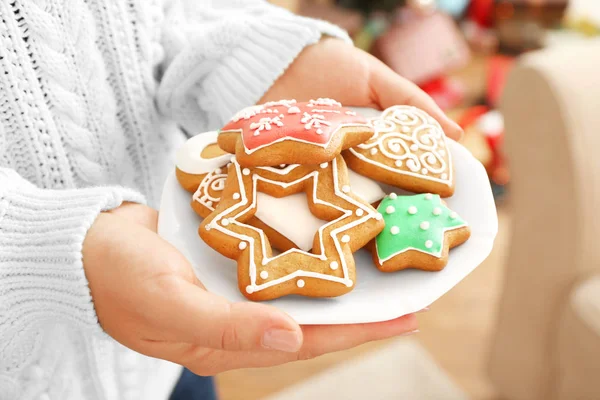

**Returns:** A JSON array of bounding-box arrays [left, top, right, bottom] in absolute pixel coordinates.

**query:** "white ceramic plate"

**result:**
[[158, 110, 498, 325]]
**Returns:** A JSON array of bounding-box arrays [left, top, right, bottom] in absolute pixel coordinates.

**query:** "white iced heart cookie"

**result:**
[[343, 106, 455, 197]]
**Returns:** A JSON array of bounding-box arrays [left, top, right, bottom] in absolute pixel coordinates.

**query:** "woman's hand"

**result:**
[[83, 203, 418, 376], [261, 38, 463, 141]]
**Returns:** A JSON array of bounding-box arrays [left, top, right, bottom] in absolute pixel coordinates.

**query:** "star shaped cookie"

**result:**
[[200, 155, 384, 300], [372, 193, 470, 272]]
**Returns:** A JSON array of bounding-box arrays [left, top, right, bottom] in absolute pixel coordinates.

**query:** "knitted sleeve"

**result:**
[[156, 0, 351, 133], [0, 168, 145, 369]]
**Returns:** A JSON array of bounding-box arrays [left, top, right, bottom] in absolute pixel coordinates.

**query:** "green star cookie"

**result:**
[[375, 193, 467, 262]]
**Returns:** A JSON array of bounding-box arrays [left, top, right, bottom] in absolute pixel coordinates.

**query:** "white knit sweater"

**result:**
[[0, 1, 349, 399]]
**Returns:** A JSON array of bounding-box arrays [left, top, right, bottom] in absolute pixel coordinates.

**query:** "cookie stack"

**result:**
[[175, 99, 470, 301]]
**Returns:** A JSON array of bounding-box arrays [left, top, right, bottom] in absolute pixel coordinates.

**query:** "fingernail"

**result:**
[[400, 329, 420, 337], [262, 329, 302, 352], [416, 306, 430, 313]]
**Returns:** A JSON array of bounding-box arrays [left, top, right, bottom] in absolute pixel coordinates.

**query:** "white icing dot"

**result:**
[[288, 106, 301, 114], [205, 224, 211, 231], [420, 221, 430, 230], [342, 185, 351, 193], [375, 213, 383, 220], [341, 235, 350, 243], [238, 241, 247, 250], [433, 207, 442, 216], [370, 148, 378, 155], [421, 168, 428, 175], [330, 261, 339, 270], [253, 131, 260, 136], [242, 168, 250, 176], [385, 205, 395, 214], [345, 280, 354, 287], [356, 209, 364, 216], [316, 129, 323, 135], [320, 162, 328, 169], [260, 271, 269, 279], [221, 218, 229, 226], [425, 240, 433, 249], [246, 285, 254, 294], [233, 193, 240, 200], [390, 226, 400, 235], [395, 160, 403, 167], [408, 206, 418, 215], [206, 201, 213, 207], [297, 279, 305, 288], [450, 212, 458, 219], [280, 164, 286, 168], [441, 173, 448, 180], [389, 193, 398, 200], [410, 144, 419, 151], [425, 194, 433, 200]]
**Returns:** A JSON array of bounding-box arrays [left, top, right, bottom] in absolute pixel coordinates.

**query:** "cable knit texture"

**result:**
[[0, 0, 349, 398]]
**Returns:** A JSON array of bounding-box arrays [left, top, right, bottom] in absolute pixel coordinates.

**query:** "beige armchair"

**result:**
[[488, 39, 600, 400]]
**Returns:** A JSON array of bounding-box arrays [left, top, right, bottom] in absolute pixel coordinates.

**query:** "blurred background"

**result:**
[[218, 1, 600, 399]]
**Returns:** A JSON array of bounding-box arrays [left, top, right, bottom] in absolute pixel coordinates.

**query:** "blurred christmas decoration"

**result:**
[[461, 0, 499, 53], [493, 0, 568, 53], [372, 10, 470, 109]]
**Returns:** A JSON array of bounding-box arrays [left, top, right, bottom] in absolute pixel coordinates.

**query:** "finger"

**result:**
[[147, 313, 418, 375], [298, 312, 419, 358], [108, 202, 158, 231], [147, 278, 303, 353], [368, 57, 464, 141]]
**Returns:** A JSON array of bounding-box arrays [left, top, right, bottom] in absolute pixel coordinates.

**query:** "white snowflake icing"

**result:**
[[232, 105, 264, 122], [263, 99, 297, 108], [308, 98, 342, 107], [250, 116, 284, 136], [311, 109, 341, 114], [301, 112, 331, 134]]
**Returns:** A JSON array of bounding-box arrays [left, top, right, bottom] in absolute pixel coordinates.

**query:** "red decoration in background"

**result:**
[[458, 106, 509, 185], [420, 77, 466, 111], [457, 105, 490, 130], [468, 0, 495, 28], [487, 55, 516, 107]]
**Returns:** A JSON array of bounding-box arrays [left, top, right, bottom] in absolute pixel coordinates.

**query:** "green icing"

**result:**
[[375, 193, 467, 261]]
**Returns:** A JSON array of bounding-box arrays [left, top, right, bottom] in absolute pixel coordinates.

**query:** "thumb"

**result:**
[[152, 279, 304, 353], [368, 57, 464, 141]]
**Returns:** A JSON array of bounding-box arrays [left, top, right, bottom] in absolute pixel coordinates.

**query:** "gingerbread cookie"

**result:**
[[372, 193, 470, 272], [218, 99, 374, 167], [344, 106, 455, 197], [191, 165, 229, 218], [190, 165, 317, 251], [199, 156, 384, 301], [176, 131, 232, 192], [189, 163, 381, 252]]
